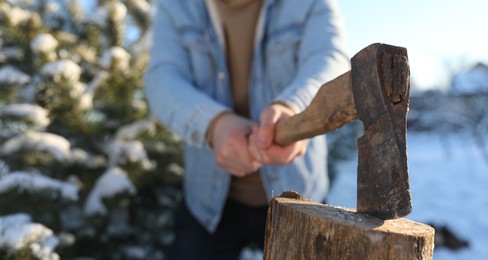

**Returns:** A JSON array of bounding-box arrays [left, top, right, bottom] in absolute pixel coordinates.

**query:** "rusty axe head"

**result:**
[[273, 43, 413, 220], [351, 43, 412, 219]]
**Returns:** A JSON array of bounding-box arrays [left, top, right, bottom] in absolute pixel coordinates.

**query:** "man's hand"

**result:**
[[210, 112, 262, 177], [249, 103, 307, 164]]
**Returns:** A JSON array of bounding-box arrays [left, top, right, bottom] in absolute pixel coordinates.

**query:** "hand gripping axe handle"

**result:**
[[274, 43, 412, 220]]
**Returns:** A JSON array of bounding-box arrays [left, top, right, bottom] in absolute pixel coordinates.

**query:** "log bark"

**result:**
[[264, 197, 434, 260]]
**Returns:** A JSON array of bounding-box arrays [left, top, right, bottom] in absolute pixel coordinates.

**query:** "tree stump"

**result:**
[[264, 197, 434, 260]]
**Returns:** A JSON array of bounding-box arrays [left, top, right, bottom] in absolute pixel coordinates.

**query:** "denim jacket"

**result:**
[[144, 0, 350, 233]]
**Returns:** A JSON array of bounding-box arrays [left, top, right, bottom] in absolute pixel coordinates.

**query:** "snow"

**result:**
[[89, 2, 127, 27], [107, 139, 153, 169], [78, 90, 94, 110], [99, 46, 131, 71], [40, 60, 82, 83], [0, 213, 60, 260], [1, 103, 50, 128], [0, 2, 31, 27], [30, 33, 58, 54], [0, 135, 105, 168], [70, 148, 106, 168], [327, 132, 488, 259], [0, 131, 71, 161], [0, 171, 79, 201], [127, 0, 151, 14], [107, 1, 128, 23], [0, 65, 31, 85], [84, 167, 136, 216], [59, 80, 92, 110], [107, 119, 155, 169], [115, 118, 156, 140]]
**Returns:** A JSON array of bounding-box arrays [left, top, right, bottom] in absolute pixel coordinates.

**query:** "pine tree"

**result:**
[[0, 0, 183, 259]]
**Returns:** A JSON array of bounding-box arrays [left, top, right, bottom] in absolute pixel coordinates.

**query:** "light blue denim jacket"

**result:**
[[144, 0, 350, 233]]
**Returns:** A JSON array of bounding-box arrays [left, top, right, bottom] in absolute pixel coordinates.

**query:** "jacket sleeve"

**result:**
[[144, 2, 230, 148], [274, 0, 351, 113]]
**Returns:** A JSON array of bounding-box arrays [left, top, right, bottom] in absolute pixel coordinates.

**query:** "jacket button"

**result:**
[[218, 72, 225, 80]]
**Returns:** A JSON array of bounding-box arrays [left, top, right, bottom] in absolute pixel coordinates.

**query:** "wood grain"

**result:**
[[264, 197, 434, 260]]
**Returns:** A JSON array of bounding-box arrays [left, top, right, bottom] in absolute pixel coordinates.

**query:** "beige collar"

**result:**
[[216, 0, 261, 9], [205, 0, 265, 50]]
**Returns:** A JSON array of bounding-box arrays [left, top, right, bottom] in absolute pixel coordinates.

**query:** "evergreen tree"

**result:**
[[0, 0, 183, 259]]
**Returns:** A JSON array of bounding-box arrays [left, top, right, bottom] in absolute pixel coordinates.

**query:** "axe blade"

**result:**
[[352, 43, 412, 219]]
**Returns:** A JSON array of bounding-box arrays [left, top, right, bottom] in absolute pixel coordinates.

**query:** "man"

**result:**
[[144, 0, 350, 258]]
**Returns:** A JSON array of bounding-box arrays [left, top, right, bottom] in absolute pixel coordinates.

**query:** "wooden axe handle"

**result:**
[[274, 71, 357, 146]]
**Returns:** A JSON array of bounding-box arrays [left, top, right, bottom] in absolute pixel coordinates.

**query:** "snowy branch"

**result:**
[[107, 139, 153, 169], [88, 1, 127, 28], [0, 66, 31, 85], [0, 171, 79, 202], [0, 103, 50, 128], [0, 213, 59, 260], [1, 131, 71, 161], [84, 167, 136, 216], [115, 118, 156, 140], [0, 2, 32, 27], [31, 33, 58, 55], [40, 60, 82, 83], [99, 46, 131, 71]]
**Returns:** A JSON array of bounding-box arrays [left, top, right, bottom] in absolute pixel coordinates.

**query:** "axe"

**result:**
[[274, 43, 412, 220]]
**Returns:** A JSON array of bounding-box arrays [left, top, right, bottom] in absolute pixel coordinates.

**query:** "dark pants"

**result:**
[[169, 199, 268, 260]]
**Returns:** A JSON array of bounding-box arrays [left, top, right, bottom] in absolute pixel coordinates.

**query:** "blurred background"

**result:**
[[329, 1, 488, 260], [0, 0, 486, 259]]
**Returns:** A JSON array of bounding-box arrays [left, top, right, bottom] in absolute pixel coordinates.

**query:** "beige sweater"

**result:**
[[214, 0, 268, 207]]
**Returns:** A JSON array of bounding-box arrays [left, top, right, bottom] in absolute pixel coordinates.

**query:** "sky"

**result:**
[[337, 0, 488, 90]]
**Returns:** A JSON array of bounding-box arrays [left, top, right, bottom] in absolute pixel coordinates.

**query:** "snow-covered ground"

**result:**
[[328, 132, 488, 259]]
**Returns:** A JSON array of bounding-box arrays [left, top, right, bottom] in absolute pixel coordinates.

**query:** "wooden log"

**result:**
[[264, 197, 434, 260]]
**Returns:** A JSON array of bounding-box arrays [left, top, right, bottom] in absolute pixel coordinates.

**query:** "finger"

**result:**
[[243, 138, 263, 171], [257, 109, 279, 149], [215, 144, 253, 175], [231, 160, 261, 176], [248, 130, 263, 162], [259, 142, 304, 165], [223, 155, 255, 177], [216, 156, 242, 175], [229, 139, 262, 174], [268, 146, 295, 164], [297, 141, 307, 157]]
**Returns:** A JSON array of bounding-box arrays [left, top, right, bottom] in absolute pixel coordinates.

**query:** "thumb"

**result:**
[[257, 108, 279, 149]]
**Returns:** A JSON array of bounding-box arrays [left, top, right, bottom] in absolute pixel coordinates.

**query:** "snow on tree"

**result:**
[[0, 171, 79, 202], [1, 131, 72, 161], [0, 213, 60, 260], [0, 0, 183, 259], [0, 66, 31, 85], [84, 167, 136, 216]]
